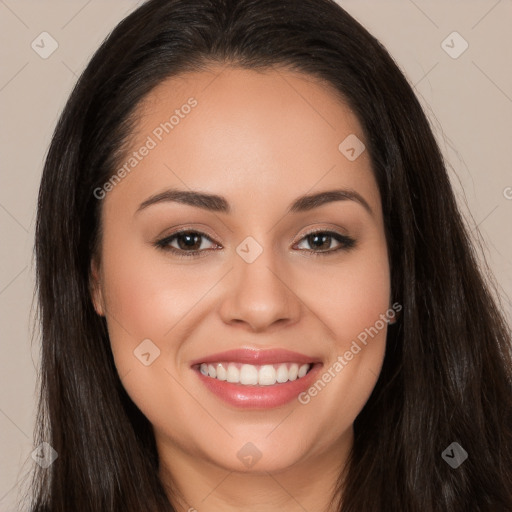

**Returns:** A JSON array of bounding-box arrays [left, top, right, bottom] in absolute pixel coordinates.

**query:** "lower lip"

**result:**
[[193, 363, 323, 409]]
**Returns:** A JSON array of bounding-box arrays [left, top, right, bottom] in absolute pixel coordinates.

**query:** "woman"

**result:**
[[28, 0, 512, 510]]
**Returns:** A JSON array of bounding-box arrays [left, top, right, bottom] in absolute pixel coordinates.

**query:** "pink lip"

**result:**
[[190, 348, 324, 409], [189, 348, 322, 367]]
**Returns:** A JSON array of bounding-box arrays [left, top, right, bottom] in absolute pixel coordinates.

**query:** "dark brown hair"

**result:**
[[30, 0, 512, 510]]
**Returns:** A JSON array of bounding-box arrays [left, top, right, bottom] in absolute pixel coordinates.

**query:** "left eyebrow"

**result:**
[[288, 188, 373, 216], [135, 187, 373, 217]]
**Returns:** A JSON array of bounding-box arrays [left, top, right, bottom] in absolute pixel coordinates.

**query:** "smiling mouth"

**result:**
[[193, 361, 316, 386]]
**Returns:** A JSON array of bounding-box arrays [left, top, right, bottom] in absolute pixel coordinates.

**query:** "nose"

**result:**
[[218, 244, 302, 333]]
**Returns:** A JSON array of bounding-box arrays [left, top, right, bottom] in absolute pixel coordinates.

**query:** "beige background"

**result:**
[[0, 0, 511, 509]]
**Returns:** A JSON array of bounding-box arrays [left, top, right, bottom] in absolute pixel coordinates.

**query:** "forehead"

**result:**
[[104, 65, 380, 218], [136, 64, 363, 144]]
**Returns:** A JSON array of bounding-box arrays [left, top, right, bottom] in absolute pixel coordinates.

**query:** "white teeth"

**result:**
[[199, 362, 312, 385], [207, 364, 217, 378], [215, 363, 227, 381], [258, 365, 276, 385], [240, 364, 259, 385], [288, 363, 299, 381], [276, 363, 288, 383], [298, 363, 309, 378], [226, 364, 240, 383]]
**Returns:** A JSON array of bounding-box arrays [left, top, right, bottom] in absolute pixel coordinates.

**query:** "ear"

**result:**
[[388, 298, 401, 324], [89, 257, 105, 317]]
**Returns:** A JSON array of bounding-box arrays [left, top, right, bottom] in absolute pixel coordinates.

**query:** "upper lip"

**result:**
[[190, 348, 322, 367]]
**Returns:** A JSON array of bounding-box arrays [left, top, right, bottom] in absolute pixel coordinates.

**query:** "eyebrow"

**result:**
[[136, 187, 373, 216]]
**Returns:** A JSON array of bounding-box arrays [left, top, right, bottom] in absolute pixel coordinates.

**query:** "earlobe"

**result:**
[[89, 259, 105, 317], [388, 300, 401, 325]]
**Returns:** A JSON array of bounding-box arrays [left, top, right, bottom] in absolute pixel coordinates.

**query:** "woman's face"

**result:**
[[91, 66, 391, 478]]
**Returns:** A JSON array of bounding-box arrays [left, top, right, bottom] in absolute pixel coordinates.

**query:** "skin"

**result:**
[[90, 65, 392, 512]]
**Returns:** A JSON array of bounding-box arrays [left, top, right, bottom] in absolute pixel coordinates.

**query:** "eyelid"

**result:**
[[291, 222, 352, 245], [154, 224, 220, 243], [154, 228, 219, 251], [296, 225, 347, 241]]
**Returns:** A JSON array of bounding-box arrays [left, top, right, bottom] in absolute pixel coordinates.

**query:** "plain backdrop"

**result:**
[[0, 0, 511, 509]]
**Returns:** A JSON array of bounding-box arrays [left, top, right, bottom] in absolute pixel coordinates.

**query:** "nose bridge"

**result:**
[[218, 234, 300, 331]]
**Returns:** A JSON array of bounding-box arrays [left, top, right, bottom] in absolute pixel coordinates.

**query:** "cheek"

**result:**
[[302, 238, 391, 345], [101, 235, 202, 329]]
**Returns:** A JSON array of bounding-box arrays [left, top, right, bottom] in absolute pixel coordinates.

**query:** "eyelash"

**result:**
[[154, 228, 356, 259]]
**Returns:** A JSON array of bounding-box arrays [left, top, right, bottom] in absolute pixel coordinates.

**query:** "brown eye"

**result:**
[[173, 232, 204, 251], [155, 230, 218, 257], [295, 230, 356, 254]]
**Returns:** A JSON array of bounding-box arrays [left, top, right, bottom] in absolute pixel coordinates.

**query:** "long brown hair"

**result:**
[[29, 0, 512, 510]]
